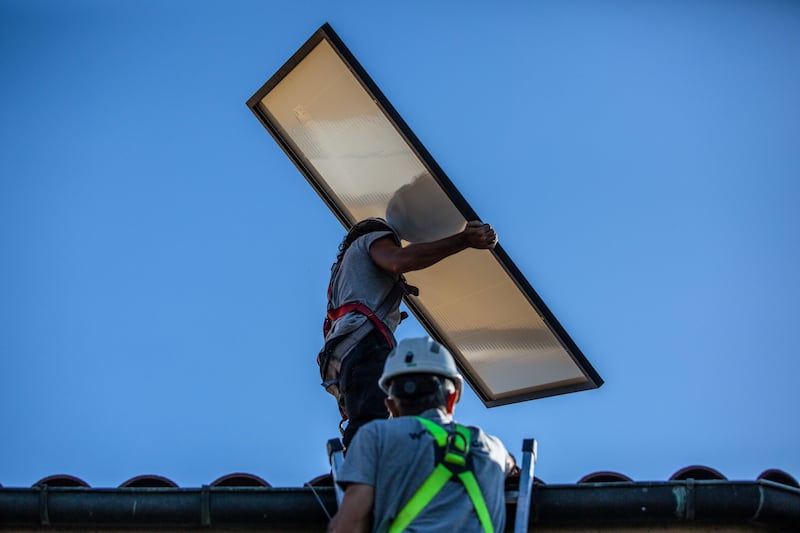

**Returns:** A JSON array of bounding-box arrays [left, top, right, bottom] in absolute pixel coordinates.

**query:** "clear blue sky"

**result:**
[[2, 0, 799, 489]]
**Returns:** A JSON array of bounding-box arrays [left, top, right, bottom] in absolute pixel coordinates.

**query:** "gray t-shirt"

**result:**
[[337, 408, 512, 533], [326, 230, 402, 342]]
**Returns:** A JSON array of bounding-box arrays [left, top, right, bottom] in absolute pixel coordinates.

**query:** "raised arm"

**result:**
[[369, 221, 497, 275]]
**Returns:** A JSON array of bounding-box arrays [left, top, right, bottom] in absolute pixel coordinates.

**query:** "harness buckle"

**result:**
[[442, 430, 470, 470]]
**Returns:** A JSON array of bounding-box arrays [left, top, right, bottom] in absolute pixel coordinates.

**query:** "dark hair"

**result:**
[[389, 374, 455, 416], [336, 218, 397, 263]]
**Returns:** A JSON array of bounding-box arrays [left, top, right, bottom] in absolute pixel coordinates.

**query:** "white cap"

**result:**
[[379, 337, 463, 394]]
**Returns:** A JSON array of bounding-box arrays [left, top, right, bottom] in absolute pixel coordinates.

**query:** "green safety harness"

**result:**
[[388, 417, 494, 533]]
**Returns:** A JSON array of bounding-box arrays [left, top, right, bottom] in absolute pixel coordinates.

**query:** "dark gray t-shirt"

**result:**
[[337, 408, 512, 533], [326, 230, 402, 343]]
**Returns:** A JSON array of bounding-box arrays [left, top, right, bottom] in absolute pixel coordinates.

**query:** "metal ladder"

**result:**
[[513, 438, 539, 532], [327, 438, 346, 506]]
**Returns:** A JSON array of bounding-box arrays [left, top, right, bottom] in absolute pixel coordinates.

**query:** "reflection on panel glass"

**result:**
[[248, 25, 602, 405], [257, 41, 463, 242]]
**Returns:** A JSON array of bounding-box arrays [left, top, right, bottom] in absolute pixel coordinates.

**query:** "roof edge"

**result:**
[[0, 481, 798, 530]]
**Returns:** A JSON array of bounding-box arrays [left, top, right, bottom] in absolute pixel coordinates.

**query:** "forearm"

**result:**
[[328, 484, 374, 533], [369, 221, 496, 275], [386, 233, 470, 274], [328, 513, 370, 533]]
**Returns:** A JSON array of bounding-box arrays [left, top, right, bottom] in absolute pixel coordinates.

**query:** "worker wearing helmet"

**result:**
[[319, 218, 497, 448], [328, 337, 513, 533]]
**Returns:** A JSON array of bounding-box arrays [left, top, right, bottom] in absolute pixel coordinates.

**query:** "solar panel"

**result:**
[[247, 23, 603, 406]]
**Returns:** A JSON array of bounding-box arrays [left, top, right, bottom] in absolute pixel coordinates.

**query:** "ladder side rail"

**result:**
[[513, 438, 537, 533], [327, 438, 346, 506]]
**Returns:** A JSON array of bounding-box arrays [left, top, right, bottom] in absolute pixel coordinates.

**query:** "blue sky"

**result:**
[[1, 0, 799, 489]]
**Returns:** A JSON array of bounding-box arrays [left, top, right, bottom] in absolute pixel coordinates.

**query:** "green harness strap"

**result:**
[[388, 417, 494, 533]]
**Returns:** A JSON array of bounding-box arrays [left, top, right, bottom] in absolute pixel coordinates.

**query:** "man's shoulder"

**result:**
[[355, 230, 396, 250], [355, 415, 435, 445], [444, 418, 509, 457], [363, 415, 426, 433], [359, 413, 503, 447]]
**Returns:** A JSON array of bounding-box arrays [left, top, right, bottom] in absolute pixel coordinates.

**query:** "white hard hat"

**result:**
[[379, 337, 463, 394]]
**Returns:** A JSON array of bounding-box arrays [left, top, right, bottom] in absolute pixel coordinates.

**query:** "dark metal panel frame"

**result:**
[[246, 23, 603, 405]]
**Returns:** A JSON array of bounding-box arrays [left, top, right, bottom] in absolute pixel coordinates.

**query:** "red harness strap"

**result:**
[[323, 302, 394, 347]]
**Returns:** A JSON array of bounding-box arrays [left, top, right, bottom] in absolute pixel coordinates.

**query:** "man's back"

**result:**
[[327, 230, 401, 341], [337, 408, 510, 533]]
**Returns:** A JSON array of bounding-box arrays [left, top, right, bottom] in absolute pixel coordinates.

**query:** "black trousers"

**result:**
[[338, 328, 391, 448]]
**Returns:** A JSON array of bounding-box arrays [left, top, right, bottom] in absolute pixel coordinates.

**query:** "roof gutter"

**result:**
[[0, 480, 798, 530], [532, 480, 800, 528]]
